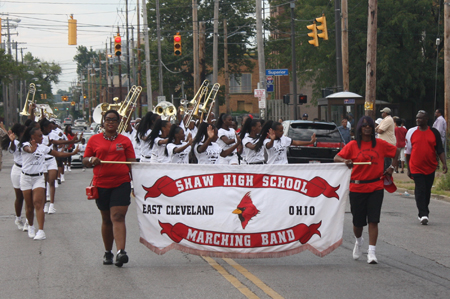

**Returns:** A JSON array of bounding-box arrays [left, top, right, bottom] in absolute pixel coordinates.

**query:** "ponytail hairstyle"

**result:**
[[239, 117, 261, 140], [20, 126, 40, 148], [148, 119, 169, 149], [190, 122, 215, 163], [355, 116, 376, 149], [216, 113, 230, 130], [164, 124, 183, 156], [254, 120, 273, 152], [39, 118, 52, 134], [136, 111, 154, 143], [2, 123, 25, 150]]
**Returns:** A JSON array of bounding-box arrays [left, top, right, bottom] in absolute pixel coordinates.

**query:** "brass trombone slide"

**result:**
[[200, 83, 220, 123], [20, 83, 36, 116]]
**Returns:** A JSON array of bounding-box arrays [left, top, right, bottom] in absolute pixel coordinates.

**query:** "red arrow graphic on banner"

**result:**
[[143, 173, 339, 200], [159, 221, 322, 248]]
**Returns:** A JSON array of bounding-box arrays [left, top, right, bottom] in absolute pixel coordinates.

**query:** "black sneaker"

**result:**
[[57, 179, 61, 185], [115, 250, 129, 267], [103, 251, 114, 265]]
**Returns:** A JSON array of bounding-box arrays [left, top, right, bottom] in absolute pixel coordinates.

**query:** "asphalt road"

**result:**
[[1, 152, 450, 299]]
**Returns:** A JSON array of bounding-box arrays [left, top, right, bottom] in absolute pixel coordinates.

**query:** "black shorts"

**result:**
[[96, 182, 131, 211], [349, 189, 384, 227], [56, 157, 64, 167]]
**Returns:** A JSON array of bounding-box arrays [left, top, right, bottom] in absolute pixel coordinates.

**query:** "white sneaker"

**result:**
[[28, 225, 36, 239], [367, 251, 378, 264], [353, 238, 363, 260], [15, 218, 24, 230], [419, 216, 429, 225], [23, 221, 29, 232], [48, 204, 56, 214], [61, 174, 65, 182], [64, 165, 68, 171], [68, 166, 71, 172], [34, 230, 46, 240], [46, 194, 50, 201], [55, 180, 59, 188], [82, 168, 86, 172], [44, 202, 50, 213]]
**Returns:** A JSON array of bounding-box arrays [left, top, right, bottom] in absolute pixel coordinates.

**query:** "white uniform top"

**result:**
[[217, 128, 237, 153], [21, 142, 52, 174], [186, 127, 198, 140], [242, 135, 265, 164], [167, 142, 190, 164], [121, 128, 141, 157], [194, 142, 221, 164], [9, 140, 23, 165], [78, 144, 87, 154], [150, 137, 170, 163], [138, 129, 152, 158], [264, 136, 292, 165]]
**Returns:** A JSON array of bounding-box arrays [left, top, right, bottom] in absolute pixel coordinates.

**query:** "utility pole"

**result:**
[[156, 0, 163, 95], [290, 2, 298, 120], [142, 0, 153, 111], [335, 0, 343, 92], [199, 21, 206, 82], [105, 42, 109, 102], [445, 1, 450, 134], [137, 0, 142, 117], [99, 53, 103, 103], [342, 0, 349, 91], [213, 0, 219, 117], [193, 0, 199, 92], [126, 0, 131, 90], [224, 19, 230, 113], [256, 0, 266, 119], [365, 0, 378, 119]]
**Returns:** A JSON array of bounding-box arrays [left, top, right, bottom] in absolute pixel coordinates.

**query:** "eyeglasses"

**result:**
[[104, 118, 118, 123], [361, 123, 371, 128]]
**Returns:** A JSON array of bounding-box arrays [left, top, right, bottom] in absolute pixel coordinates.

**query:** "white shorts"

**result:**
[[11, 164, 22, 189], [44, 157, 58, 172], [20, 173, 45, 191], [399, 148, 405, 162], [218, 154, 239, 165]]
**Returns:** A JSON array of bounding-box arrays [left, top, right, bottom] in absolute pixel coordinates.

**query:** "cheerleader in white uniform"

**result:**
[[20, 126, 80, 240], [148, 119, 171, 163], [166, 125, 192, 164], [216, 113, 241, 165], [136, 112, 160, 162], [239, 117, 264, 164]]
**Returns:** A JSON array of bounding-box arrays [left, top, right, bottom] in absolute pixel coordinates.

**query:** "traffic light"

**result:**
[[299, 94, 307, 104], [68, 15, 77, 45], [307, 22, 319, 47], [316, 14, 328, 40], [54, 107, 58, 111], [114, 34, 122, 56], [83, 95, 87, 99], [174, 32, 181, 56], [283, 95, 290, 105], [62, 96, 68, 101]]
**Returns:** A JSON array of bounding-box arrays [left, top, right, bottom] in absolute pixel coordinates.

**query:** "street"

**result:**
[[1, 152, 450, 299]]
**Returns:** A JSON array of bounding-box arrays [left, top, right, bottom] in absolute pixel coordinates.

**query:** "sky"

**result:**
[[0, 0, 139, 92]]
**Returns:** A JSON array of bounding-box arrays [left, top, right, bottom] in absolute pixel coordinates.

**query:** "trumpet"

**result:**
[[20, 83, 37, 116]]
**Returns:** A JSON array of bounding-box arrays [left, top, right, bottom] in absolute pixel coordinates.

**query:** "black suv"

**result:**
[[282, 120, 345, 163]]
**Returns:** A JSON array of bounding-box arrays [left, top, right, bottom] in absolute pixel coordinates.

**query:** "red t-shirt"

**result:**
[[405, 126, 443, 175], [84, 133, 136, 188], [394, 126, 407, 148], [338, 139, 397, 193], [66, 133, 75, 150]]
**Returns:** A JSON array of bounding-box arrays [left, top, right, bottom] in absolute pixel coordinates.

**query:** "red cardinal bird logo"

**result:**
[[233, 192, 260, 229]]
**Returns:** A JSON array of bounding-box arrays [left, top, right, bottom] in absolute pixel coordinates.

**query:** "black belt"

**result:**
[[248, 161, 265, 165], [15, 162, 22, 168], [22, 171, 43, 177], [45, 157, 54, 161], [350, 178, 381, 184], [141, 155, 151, 159]]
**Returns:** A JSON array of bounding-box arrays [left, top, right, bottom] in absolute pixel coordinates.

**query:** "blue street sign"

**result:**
[[267, 84, 274, 92], [266, 69, 289, 76]]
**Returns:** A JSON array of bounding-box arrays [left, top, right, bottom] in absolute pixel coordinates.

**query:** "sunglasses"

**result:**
[[361, 123, 372, 127]]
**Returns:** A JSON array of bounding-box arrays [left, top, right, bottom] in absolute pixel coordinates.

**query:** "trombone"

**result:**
[[117, 85, 143, 133], [181, 80, 210, 128], [201, 83, 220, 123], [20, 83, 36, 116]]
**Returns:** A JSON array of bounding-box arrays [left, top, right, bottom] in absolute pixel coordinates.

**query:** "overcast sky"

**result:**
[[1, 0, 138, 92]]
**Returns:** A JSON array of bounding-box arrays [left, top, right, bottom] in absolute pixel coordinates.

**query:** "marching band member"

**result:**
[[216, 113, 241, 165], [166, 124, 192, 164], [136, 112, 159, 162], [1, 123, 26, 230], [82, 110, 136, 267], [239, 117, 264, 164], [64, 125, 75, 172], [264, 121, 316, 165], [192, 123, 221, 164], [20, 126, 79, 240], [148, 119, 171, 163]]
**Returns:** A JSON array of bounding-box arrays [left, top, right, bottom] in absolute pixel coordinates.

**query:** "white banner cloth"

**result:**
[[132, 163, 351, 259]]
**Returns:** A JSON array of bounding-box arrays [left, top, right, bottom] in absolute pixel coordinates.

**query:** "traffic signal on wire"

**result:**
[[174, 32, 182, 56], [68, 15, 77, 45], [114, 34, 122, 56], [299, 94, 307, 104], [316, 15, 328, 40], [307, 22, 319, 47]]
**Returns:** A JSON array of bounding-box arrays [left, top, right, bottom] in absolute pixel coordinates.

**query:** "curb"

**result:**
[[395, 187, 450, 203]]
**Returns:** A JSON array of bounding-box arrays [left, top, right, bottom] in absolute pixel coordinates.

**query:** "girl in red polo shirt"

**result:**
[[335, 116, 399, 265]]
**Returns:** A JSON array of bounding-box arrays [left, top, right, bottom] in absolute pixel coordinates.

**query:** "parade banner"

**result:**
[[132, 163, 351, 259]]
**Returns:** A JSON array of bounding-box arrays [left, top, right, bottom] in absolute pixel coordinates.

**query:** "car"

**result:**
[[63, 118, 72, 126], [70, 131, 95, 168], [74, 118, 88, 129], [90, 122, 100, 133], [282, 120, 345, 164]]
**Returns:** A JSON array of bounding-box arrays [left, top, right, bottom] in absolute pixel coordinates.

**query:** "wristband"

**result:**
[[89, 157, 94, 164], [388, 165, 395, 170]]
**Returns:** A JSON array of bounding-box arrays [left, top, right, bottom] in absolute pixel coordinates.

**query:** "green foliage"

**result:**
[[267, 0, 443, 112], [0, 49, 21, 84], [436, 172, 450, 191]]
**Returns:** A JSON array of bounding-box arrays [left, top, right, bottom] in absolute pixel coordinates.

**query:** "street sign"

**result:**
[[258, 95, 266, 109], [266, 69, 288, 76], [254, 89, 265, 98], [344, 99, 355, 104], [267, 85, 274, 92]]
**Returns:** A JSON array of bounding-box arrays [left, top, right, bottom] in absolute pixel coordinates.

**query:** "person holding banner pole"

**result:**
[[83, 110, 136, 267], [334, 116, 399, 264]]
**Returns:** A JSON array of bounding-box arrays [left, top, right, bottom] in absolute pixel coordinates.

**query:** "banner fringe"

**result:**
[[140, 237, 343, 259]]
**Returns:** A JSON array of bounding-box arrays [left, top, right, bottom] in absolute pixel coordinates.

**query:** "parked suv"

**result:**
[[282, 120, 345, 163]]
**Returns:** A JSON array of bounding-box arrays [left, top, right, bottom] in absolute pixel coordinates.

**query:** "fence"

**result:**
[[267, 99, 291, 121]]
